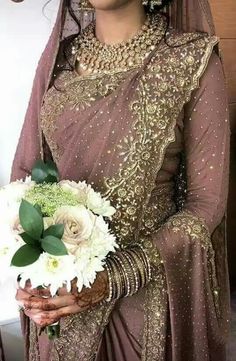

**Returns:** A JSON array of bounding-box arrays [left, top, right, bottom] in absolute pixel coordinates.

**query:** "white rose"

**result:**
[[59, 180, 91, 204], [86, 189, 116, 218], [53, 205, 95, 246]]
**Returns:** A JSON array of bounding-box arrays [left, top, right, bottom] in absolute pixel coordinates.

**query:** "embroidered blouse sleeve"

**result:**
[[140, 51, 230, 266], [182, 52, 230, 233], [105, 52, 230, 312], [134, 52, 231, 358]]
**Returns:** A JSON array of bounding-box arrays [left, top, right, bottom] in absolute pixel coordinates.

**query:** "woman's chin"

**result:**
[[90, 0, 134, 12]]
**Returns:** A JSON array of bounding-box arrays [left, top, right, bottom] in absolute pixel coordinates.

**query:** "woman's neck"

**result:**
[[95, 3, 146, 45]]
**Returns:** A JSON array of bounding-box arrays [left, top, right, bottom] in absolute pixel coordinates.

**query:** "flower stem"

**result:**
[[46, 323, 60, 340]]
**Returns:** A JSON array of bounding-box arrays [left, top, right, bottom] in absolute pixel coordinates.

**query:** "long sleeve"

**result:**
[[182, 52, 230, 233], [140, 52, 230, 361]]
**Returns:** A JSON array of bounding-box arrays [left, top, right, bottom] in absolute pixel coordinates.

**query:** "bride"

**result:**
[[13, 0, 230, 360]]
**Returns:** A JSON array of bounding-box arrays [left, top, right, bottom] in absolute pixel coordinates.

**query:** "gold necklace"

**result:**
[[72, 14, 165, 75]]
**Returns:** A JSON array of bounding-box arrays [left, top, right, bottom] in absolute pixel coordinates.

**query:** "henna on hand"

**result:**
[[16, 270, 109, 327], [72, 270, 109, 310]]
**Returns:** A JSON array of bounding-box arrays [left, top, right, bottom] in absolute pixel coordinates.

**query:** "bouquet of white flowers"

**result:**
[[0, 160, 118, 338]]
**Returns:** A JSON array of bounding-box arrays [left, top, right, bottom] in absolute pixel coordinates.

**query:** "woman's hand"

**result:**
[[16, 270, 109, 327]]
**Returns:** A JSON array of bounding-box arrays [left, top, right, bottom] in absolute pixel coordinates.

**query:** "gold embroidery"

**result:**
[[52, 302, 116, 360], [28, 320, 40, 361], [142, 268, 168, 361], [140, 184, 176, 236], [102, 33, 218, 251], [165, 210, 211, 249], [40, 70, 129, 162], [37, 24, 220, 361], [100, 33, 219, 361], [164, 210, 221, 319]]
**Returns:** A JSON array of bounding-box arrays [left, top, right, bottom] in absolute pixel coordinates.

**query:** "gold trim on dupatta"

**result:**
[[33, 23, 220, 361], [101, 32, 219, 361]]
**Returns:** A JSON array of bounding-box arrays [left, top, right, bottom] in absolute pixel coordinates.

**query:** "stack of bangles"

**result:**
[[104, 244, 152, 302]]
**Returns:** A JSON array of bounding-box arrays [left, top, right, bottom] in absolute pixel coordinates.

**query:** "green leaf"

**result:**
[[41, 236, 68, 256], [34, 204, 42, 216], [36, 285, 45, 290], [46, 324, 60, 339], [11, 244, 41, 267], [31, 160, 48, 184], [21, 232, 40, 246], [19, 200, 43, 240], [44, 224, 64, 239], [31, 160, 59, 184], [45, 161, 59, 183]]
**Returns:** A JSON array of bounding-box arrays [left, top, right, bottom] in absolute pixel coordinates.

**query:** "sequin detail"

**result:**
[[102, 33, 218, 250], [37, 27, 221, 361], [41, 71, 128, 162], [164, 210, 221, 317]]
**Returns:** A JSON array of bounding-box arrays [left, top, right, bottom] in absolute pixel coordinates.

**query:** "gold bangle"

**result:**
[[104, 260, 114, 302], [113, 253, 132, 297], [133, 245, 152, 282], [121, 251, 140, 295], [128, 249, 147, 289], [118, 251, 138, 296], [108, 257, 121, 299], [111, 255, 125, 299]]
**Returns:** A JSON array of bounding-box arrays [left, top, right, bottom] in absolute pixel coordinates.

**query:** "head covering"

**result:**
[[168, 0, 215, 35]]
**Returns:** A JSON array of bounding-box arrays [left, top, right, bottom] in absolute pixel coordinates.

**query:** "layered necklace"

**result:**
[[72, 13, 165, 76]]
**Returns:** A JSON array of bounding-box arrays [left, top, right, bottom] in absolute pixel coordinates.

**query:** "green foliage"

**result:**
[[12, 197, 66, 266], [46, 324, 60, 339], [44, 224, 64, 239], [11, 244, 41, 267], [21, 232, 40, 247], [25, 183, 79, 217], [41, 235, 68, 256], [31, 160, 59, 184], [19, 200, 43, 240]]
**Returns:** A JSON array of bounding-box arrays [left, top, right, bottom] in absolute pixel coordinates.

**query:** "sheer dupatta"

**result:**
[[10, 0, 221, 181], [168, 0, 215, 35], [10, 0, 219, 181]]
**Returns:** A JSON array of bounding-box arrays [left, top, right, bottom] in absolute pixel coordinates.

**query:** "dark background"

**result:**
[[210, 0, 236, 290]]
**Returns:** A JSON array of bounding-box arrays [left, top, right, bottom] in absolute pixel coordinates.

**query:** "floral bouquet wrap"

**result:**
[[0, 161, 117, 339]]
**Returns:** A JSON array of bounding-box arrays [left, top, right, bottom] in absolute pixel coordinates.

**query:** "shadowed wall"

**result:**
[[210, 0, 236, 289]]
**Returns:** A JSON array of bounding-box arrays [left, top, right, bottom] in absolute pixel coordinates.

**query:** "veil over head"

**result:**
[[168, 0, 216, 35]]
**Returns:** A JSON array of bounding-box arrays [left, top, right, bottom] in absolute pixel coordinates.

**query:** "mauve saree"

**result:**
[[11, 1, 230, 360]]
